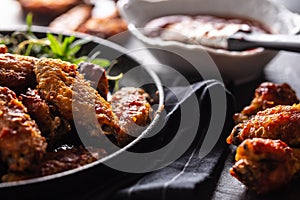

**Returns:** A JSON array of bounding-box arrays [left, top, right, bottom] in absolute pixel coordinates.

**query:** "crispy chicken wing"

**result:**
[[20, 88, 71, 144], [227, 104, 300, 146], [233, 82, 299, 123], [34, 58, 122, 140], [0, 53, 37, 93], [0, 87, 47, 172], [230, 138, 300, 193], [111, 87, 152, 145]]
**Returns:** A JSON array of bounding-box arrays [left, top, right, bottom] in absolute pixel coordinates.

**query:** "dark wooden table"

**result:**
[[2, 0, 300, 199]]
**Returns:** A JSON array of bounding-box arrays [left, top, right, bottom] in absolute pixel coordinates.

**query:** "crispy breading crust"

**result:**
[[20, 89, 71, 144], [34, 58, 121, 138], [0, 53, 37, 93], [0, 87, 47, 172]]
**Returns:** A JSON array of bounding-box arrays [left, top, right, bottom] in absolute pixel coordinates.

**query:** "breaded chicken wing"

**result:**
[[20, 88, 71, 144], [230, 138, 300, 193], [34, 58, 122, 140], [233, 82, 299, 123], [0, 87, 47, 172], [0, 53, 37, 93], [227, 104, 300, 146]]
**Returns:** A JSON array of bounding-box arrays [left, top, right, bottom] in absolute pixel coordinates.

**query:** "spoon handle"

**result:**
[[228, 31, 300, 53]]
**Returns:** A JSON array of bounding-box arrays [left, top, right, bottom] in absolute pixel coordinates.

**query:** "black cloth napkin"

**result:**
[[84, 79, 235, 200]]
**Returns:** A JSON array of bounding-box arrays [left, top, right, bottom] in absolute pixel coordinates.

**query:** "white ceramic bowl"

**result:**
[[117, 0, 300, 83]]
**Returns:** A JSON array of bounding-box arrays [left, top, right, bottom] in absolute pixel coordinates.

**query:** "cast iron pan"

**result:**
[[0, 26, 164, 199]]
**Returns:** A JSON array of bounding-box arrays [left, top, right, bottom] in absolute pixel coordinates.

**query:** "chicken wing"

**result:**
[[233, 82, 299, 123], [111, 87, 152, 145], [227, 104, 300, 146], [0, 86, 47, 172], [34, 58, 122, 141], [20, 88, 71, 145], [230, 138, 300, 193], [0, 53, 37, 93]]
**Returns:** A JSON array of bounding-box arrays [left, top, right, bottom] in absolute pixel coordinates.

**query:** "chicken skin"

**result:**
[[230, 138, 300, 194], [0, 53, 37, 93], [0, 87, 47, 172], [34, 58, 122, 140], [227, 104, 300, 146], [233, 82, 299, 123]]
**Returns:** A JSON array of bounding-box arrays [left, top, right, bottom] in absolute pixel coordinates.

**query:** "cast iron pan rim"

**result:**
[[0, 25, 164, 188]]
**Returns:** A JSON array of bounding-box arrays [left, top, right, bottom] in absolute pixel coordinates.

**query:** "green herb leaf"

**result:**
[[70, 38, 89, 48], [67, 45, 81, 57], [91, 58, 111, 68], [24, 43, 33, 56], [62, 35, 76, 55], [72, 56, 89, 65], [26, 13, 33, 33], [47, 33, 63, 56]]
